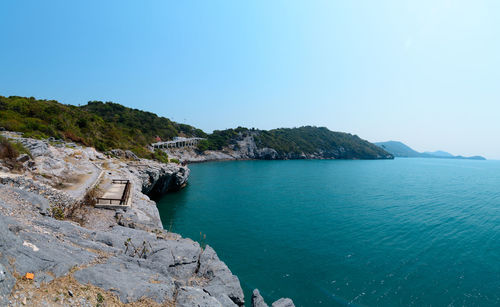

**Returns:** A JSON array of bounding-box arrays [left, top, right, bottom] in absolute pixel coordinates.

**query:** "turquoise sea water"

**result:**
[[156, 158, 500, 306]]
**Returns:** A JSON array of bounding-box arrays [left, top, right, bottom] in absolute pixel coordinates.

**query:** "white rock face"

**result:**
[[163, 133, 278, 163]]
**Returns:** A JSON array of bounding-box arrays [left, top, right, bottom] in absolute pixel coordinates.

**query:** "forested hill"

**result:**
[[0, 95, 392, 160], [81, 101, 206, 141], [375, 141, 486, 160], [200, 126, 393, 160], [257, 127, 389, 159], [0, 95, 204, 157]]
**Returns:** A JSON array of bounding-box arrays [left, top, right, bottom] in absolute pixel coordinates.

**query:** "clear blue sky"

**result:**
[[1, 1, 499, 158]]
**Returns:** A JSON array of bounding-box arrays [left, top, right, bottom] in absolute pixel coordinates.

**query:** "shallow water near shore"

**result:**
[[156, 158, 500, 306]]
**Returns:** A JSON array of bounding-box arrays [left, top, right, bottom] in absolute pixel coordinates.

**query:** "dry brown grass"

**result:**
[[65, 184, 102, 225], [9, 254, 165, 306], [0, 138, 18, 160], [0, 136, 23, 171], [101, 161, 111, 170], [10, 273, 173, 307]]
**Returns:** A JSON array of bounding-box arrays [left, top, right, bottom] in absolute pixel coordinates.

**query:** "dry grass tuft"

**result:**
[[10, 273, 173, 307]]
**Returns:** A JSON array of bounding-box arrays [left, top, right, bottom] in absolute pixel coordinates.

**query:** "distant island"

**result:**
[[375, 141, 486, 160], [0, 95, 393, 161]]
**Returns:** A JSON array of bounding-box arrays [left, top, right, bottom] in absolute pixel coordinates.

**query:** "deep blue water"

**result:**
[[156, 158, 500, 306]]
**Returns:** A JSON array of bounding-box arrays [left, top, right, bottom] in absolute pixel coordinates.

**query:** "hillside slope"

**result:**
[[0, 95, 393, 161], [0, 96, 204, 158], [171, 127, 394, 161], [254, 126, 392, 159], [375, 141, 486, 160], [375, 141, 422, 157]]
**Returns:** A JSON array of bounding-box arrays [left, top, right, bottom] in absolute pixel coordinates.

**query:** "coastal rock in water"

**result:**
[[272, 298, 295, 307], [255, 148, 279, 160], [252, 289, 269, 307], [0, 134, 297, 306], [137, 162, 190, 196], [0, 184, 246, 306], [198, 245, 245, 306], [161, 127, 393, 162]]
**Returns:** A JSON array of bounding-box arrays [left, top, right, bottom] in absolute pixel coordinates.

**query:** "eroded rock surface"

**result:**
[[0, 184, 245, 306], [0, 133, 294, 306], [252, 289, 269, 307], [271, 298, 295, 307]]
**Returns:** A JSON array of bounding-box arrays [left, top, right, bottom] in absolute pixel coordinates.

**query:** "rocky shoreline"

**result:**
[[0, 133, 294, 306], [163, 133, 393, 163]]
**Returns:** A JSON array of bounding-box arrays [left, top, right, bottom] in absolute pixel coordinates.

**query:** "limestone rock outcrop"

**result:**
[[0, 185, 246, 306], [0, 133, 295, 306], [252, 289, 269, 307], [251, 289, 296, 307], [136, 161, 190, 196]]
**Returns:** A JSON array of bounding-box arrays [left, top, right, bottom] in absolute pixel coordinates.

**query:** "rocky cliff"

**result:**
[[165, 132, 392, 163], [0, 133, 294, 306]]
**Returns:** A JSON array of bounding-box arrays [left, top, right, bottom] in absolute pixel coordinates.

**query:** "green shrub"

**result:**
[[151, 149, 169, 164], [10, 140, 31, 158], [96, 293, 104, 304], [0, 95, 206, 156], [51, 206, 65, 220], [196, 139, 209, 152], [0, 136, 19, 159]]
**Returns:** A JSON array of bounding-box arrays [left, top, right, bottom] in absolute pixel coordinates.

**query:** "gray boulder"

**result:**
[[15, 188, 50, 216], [124, 150, 139, 160], [252, 289, 269, 307], [74, 258, 176, 304], [137, 162, 190, 195], [176, 287, 222, 307], [255, 148, 279, 160], [17, 138, 51, 157], [23, 160, 36, 170], [16, 154, 30, 163], [107, 149, 125, 158], [272, 298, 295, 307], [198, 245, 245, 306], [106, 149, 139, 160], [0, 215, 97, 280]]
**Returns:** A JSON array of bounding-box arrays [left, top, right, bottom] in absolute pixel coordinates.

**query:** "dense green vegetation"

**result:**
[[199, 127, 250, 151], [0, 95, 203, 159], [82, 101, 206, 143], [198, 126, 392, 159], [255, 126, 390, 158], [0, 95, 391, 160]]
